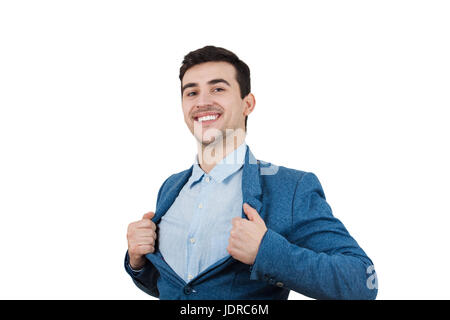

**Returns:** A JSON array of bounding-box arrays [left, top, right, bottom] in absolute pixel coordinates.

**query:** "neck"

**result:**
[[197, 133, 246, 174]]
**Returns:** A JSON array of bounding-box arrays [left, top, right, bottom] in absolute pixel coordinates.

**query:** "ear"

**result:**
[[243, 93, 256, 116]]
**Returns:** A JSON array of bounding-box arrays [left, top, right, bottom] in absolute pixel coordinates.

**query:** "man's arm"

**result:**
[[249, 172, 378, 300], [124, 250, 160, 298], [124, 175, 172, 298]]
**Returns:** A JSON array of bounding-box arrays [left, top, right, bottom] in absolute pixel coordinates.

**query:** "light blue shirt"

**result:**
[[157, 142, 247, 283]]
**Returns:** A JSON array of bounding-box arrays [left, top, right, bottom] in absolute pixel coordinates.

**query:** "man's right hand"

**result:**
[[127, 211, 157, 270]]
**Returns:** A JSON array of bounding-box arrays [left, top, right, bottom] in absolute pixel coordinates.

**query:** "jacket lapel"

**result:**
[[146, 167, 194, 287], [241, 146, 264, 219], [153, 166, 193, 225]]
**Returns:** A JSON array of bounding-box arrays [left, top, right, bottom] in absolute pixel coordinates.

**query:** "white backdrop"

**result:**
[[0, 0, 449, 299]]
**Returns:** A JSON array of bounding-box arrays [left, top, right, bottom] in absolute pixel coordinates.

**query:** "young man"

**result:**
[[124, 45, 378, 300]]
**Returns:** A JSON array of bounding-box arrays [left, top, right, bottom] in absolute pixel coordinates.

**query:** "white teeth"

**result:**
[[197, 114, 219, 122]]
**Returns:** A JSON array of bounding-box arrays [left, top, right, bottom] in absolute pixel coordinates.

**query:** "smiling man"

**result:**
[[124, 45, 378, 300]]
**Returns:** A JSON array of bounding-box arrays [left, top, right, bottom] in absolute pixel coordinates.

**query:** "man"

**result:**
[[124, 45, 378, 300]]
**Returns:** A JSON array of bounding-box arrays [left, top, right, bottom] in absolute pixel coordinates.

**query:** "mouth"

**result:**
[[193, 112, 222, 125]]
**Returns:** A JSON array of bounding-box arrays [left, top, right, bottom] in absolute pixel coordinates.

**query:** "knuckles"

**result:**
[[127, 217, 158, 256], [127, 227, 158, 244], [231, 217, 241, 226], [139, 219, 151, 228]]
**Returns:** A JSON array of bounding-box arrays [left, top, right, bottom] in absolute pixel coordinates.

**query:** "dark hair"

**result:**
[[179, 45, 251, 131]]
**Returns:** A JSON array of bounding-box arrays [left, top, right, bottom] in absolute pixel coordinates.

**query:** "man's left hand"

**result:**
[[227, 203, 268, 265]]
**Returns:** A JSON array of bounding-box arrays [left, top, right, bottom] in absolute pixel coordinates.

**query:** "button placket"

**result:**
[[186, 174, 208, 284]]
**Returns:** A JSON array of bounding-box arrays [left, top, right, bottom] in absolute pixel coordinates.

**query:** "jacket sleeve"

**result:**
[[123, 175, 172, 298], [249, 172, 378, 300], [124, 250, 160, 298]]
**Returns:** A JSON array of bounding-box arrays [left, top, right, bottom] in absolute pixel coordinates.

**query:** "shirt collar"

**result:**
[[189, 141, 247, 187]]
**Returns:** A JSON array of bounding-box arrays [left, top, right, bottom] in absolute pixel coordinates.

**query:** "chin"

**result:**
[[194, 133, 223, 147]]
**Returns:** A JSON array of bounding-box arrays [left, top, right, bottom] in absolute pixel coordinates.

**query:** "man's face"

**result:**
[[181, 61, 253, 145]]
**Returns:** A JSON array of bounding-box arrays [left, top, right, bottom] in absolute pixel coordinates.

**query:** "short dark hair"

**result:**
[[179, 45, 251, 131]]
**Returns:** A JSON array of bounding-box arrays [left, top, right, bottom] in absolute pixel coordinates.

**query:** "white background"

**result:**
[[0, 0, 449, 299]]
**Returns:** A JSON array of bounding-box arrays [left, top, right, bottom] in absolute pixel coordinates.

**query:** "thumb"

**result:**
[[243, 203, 262, 223], [142, 211, 155, 220]]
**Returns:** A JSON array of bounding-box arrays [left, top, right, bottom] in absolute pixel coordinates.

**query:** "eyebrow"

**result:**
[[181, 78, 231, 94]]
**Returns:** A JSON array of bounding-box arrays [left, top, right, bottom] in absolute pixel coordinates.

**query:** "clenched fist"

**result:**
[[127, 211, 157, 270]]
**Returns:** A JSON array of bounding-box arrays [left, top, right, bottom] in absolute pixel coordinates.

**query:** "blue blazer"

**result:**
[[124, 146, 378, 300]]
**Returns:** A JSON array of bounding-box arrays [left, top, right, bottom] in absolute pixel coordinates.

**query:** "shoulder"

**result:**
[[257, 159, 305, 184], [258, 159, 324, 196], [164, 167, 191, 185], [156, 166, 192, 201]]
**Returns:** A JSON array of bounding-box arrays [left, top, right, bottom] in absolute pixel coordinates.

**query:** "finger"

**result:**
[[142, 211, 155, 220], [227, 245, 245, 258], [136, 240, 154, 247], [135, 231, 156, 241], [228, 229, 245, 244], [243, 203, 262, 223], [134, 229, 157, 240], [136, 244, 154, 255], [136, 219, 155, 229], [231, 217, 243, 228]]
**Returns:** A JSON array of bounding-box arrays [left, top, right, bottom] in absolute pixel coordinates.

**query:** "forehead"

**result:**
[[182, 61, 237, 86]]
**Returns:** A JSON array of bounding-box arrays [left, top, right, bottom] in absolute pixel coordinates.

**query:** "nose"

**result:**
[[195, 89, 214, 108]]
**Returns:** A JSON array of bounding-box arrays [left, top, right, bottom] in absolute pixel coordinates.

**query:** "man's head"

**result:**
[[179, 45, 255, 146]]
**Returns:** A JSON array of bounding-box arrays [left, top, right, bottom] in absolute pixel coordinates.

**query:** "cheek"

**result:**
[[181, 105, 191, 120], [228, 105, 245, 121], [220, 100, 240, 118]]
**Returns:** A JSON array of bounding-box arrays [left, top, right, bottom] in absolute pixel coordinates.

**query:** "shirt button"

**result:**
[[276, 282, 284, 288], [188, 274, 194, 280], [198, 203, 203, 209], [205, 176, 210, 182], [190, 238, 195, 244]]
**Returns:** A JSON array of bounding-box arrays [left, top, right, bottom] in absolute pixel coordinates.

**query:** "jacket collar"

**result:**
[[153, 145, 263, 224]]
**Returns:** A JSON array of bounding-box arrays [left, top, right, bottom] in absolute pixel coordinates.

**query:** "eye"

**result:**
[[186, 91, 196, 97], [213, 87, 225, 92]]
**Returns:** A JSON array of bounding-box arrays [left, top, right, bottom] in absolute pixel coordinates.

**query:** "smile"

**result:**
[[194, 113, 222, 124]]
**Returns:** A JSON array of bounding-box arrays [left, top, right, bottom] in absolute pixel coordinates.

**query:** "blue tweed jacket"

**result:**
[[124, 146, 378, 300]]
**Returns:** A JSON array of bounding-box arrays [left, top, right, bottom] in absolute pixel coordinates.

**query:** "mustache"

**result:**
[[191, 107, 223, 118]]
